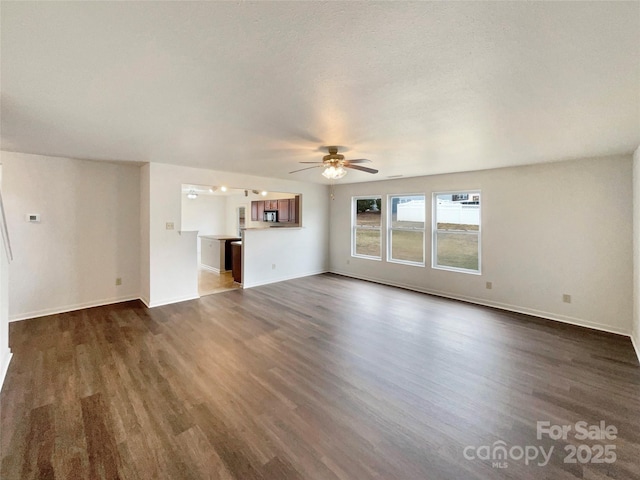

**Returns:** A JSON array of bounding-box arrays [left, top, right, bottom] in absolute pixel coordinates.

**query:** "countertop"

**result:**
[[199, 235, 242, 240]]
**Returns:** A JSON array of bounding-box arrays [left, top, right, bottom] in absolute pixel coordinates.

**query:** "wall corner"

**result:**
[[632, 146, 640, 364]]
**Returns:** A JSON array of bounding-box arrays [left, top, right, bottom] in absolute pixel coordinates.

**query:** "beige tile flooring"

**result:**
[[198, 268, 240, 296]]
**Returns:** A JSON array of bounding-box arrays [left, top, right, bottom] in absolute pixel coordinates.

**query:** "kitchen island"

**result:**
[[231, 241, 242, 283], [200, 235, 241, 273]]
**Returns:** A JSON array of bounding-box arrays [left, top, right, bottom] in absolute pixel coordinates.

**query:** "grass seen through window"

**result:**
[[353, 199, 381, 258], [433, 192, 481, 272]]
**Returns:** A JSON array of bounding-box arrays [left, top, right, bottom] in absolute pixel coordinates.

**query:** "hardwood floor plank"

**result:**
[[175, 425, 234, 480], [190, 403, 265, 480], [80, 393, 122, 480], [21, 404, 56, 480], [260, 456, 302, 480], [1, 274, 639, 479]]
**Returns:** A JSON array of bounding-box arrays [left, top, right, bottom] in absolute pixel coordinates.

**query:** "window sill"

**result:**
[[432, 265, 481, 275], [387, 259, 425, 268], [352, 255, 382, 261]]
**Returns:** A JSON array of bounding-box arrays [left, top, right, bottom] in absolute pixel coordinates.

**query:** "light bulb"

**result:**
[[322, 165, 347, 179]]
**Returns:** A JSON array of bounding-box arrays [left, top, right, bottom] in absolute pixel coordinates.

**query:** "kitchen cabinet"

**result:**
[[257, 200, 265, 221], [289, 196, 299, 224], [251, 200, 267, 221], [277, 199, 289, 222], [250, 196, 299, 223]]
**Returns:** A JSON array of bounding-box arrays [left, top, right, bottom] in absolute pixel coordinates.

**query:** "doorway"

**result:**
[[198, 268, 238, 296], [181, 184, 243, 297]]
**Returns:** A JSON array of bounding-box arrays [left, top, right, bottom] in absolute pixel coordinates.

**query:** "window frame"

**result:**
[[432, 190, 482, 275], [351, 195, 383, 261], [386, 193, 426, 267]]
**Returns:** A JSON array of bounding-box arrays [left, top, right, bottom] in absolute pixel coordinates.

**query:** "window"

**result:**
[[237, 206, 245, 237], [388, 194, 425, 265], [433, 191, 481, 273], [352, 197, 382, 259]]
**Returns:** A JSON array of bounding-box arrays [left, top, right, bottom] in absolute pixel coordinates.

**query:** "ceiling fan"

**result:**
[[289, 146, 378, 179]]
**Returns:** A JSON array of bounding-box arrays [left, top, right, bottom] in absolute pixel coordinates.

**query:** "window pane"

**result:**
[[391, 195, 425, 229], [436, 232, 479, 270], [435, 193, 480, 231], [355, 229, 381, 257], [390, 230, 424, 263], [353, 197, 381, 259], [433, 191, 480, 273], [355, 200, 381, 227]]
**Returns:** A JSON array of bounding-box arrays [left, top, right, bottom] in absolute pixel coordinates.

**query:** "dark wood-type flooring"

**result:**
[[1, 273, 639, 479]]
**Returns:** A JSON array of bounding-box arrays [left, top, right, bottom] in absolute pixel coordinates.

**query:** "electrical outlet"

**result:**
[[166, 222, 174, 230], [272, 264, 276, 270], [563, 294, 571, 303], [346, 259, 350, 265], [115, 277, 122, 286], [485, 281, 492, 290]]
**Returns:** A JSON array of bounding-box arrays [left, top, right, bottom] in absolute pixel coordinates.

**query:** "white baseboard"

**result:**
[[139, 295, 150, 308], [9, 294, 141, 322], [199, 264, 220, 274], [631, 334, 640, 365], [146, 294, 200, 308], [242, 269, 329, 289], [330, 270, 631, 337], [9, 290, 205, 320], [0, 349, 13, 392]]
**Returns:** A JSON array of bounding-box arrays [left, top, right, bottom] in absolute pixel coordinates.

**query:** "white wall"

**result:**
[[147, 163, 198, 306], [140, 164, 151, 305], [147, 163, 329, 306], [0, 219, 9, 389], [0, 165, 12, 389], [224, 193, 251, 235], [181, 193, 226, 235], [180, 193, 226, 261], [243, 192, 327, 288], [2, 152, 141, 320], [633, 146, 640, 361], [330, 155, 634, 335]]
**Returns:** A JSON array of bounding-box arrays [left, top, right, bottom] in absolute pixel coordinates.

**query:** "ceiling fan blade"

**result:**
[[345, 158, 371, 164], [289, 165, 323, 174], [345, 164, 378, 174]]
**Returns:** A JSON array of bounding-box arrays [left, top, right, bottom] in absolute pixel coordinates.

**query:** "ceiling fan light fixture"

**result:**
[[322, 165, 347, 180], [290, 146, 376, 178]]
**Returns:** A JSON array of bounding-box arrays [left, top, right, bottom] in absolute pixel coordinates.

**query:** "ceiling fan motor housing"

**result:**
[[323, 147, 345, 165], [289, 145, 377, 175]]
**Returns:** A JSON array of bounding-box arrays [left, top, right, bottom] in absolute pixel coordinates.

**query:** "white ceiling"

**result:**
[[181, 184, 268, 197], [1, 2, 638, 184]]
